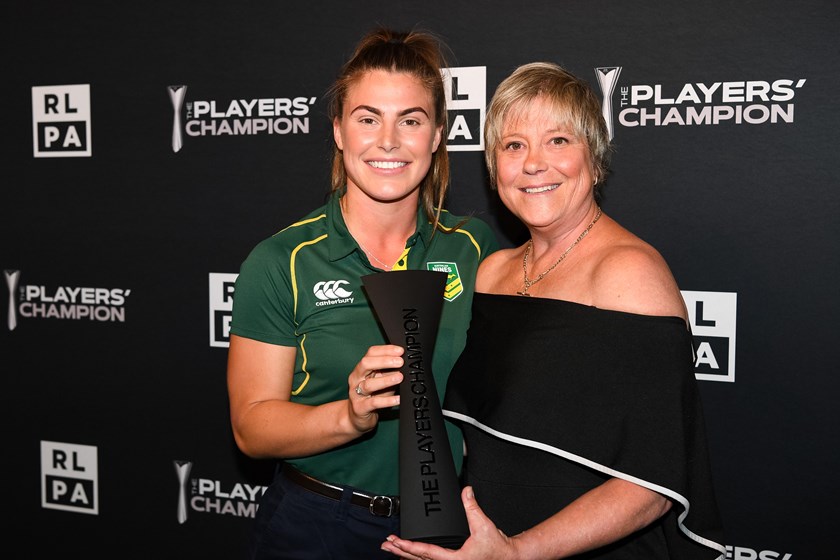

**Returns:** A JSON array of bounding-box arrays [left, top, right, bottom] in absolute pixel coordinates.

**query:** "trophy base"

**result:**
[[411, 534, 466, 549]]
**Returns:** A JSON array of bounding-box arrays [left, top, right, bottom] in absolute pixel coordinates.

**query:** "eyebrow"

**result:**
[[502, 125, 576, 138], [349, 105, 430, 118]]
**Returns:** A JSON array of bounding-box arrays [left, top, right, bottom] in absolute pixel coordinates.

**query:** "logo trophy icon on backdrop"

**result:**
[[363, 270, 469, 548], [173, 460, 192, 524], [595, 67, 622, 140], [5, 269, 20, 331], [168, 85, 187, 153]]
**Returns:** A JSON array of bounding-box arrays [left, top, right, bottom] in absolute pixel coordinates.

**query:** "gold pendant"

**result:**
[[516, 291, 530, 297]]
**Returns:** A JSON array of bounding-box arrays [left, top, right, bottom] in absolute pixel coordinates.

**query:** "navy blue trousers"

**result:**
[[248, 467, 400, 560]]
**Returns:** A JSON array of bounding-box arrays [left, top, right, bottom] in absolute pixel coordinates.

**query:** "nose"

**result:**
[[378, 123, 399, 152], [523, 148, 546, 175]]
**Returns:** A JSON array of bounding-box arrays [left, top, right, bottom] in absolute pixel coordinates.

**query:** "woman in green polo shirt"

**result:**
[[227, 27, 498, 559]]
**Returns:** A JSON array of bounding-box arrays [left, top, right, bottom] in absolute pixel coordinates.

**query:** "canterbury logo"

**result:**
[[313, 280, 353, 301]]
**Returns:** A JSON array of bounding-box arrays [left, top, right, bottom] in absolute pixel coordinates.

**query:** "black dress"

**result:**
[[443, 293, 725, 559]]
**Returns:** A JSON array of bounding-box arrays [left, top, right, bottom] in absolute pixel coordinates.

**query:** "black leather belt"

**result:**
[[282, 464, 400, 517]]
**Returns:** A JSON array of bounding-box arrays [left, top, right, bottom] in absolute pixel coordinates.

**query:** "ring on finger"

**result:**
[[355, 382, 370, 397]]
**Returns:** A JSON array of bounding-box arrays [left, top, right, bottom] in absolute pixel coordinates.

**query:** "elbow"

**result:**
[[230, 422, 267, 459], [634, 491, 673, 532], [647, 495, 673, 525], [657, 496, 673, 519], [232, 430, 254, 458]]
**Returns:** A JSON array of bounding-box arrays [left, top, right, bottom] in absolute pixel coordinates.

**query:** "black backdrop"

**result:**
[[4, 1, 839, 558]]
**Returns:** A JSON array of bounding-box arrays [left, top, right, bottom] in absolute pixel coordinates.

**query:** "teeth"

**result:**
[[524, 184, 559, 193], [368, 161, 407, 169]]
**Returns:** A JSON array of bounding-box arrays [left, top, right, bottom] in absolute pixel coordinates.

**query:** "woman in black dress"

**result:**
[[383, 62, 724, 559]]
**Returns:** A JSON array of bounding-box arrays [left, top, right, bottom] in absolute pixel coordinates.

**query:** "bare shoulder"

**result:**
[[476, 246, 520, 293], [590, 232, 687, 320]]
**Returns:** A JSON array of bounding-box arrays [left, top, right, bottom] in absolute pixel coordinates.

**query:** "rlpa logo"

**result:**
[[682, 291, 737, 383], [41, 441, 98, 515], [32, 84, 92, 157], [209, 272, 237, 348], [442, 66, 486, 152]]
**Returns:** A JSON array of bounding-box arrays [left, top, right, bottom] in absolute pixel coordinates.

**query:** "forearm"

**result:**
[[228, 335, 403, 461], [232, 397, 362, 459], [511, 478, 672, 560]]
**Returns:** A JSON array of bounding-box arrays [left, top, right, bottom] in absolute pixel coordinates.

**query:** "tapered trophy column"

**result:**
[[363, 270, 468, 548], [168, 85, 187, 153]]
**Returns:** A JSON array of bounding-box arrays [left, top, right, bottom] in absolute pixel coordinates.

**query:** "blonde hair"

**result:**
[[485, 62, 611, 192]]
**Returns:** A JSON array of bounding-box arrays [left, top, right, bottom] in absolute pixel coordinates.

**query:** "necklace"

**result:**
[[339, 198, 395, 271], [355, 238, 393, 271], [517, 207, 602, 296]]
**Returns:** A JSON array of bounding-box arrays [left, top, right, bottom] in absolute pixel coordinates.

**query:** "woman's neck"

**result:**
[[339, 192, 417, 269]]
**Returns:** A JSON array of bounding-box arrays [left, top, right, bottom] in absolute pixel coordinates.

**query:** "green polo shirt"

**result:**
[[230, 191, 498, 495]]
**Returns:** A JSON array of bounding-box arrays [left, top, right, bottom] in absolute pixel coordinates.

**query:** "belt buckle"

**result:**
[[369, 495, 398, 517]]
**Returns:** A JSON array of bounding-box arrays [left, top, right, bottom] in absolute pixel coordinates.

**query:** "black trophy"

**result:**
[[363, 270, 469, 548]]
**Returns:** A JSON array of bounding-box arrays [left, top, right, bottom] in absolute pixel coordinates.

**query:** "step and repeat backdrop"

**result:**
[[4, 1, 838, 558]]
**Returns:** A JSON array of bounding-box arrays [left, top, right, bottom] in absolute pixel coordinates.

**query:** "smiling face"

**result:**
[[495, 96, 596, 233], [333, 70, 442, 205]]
